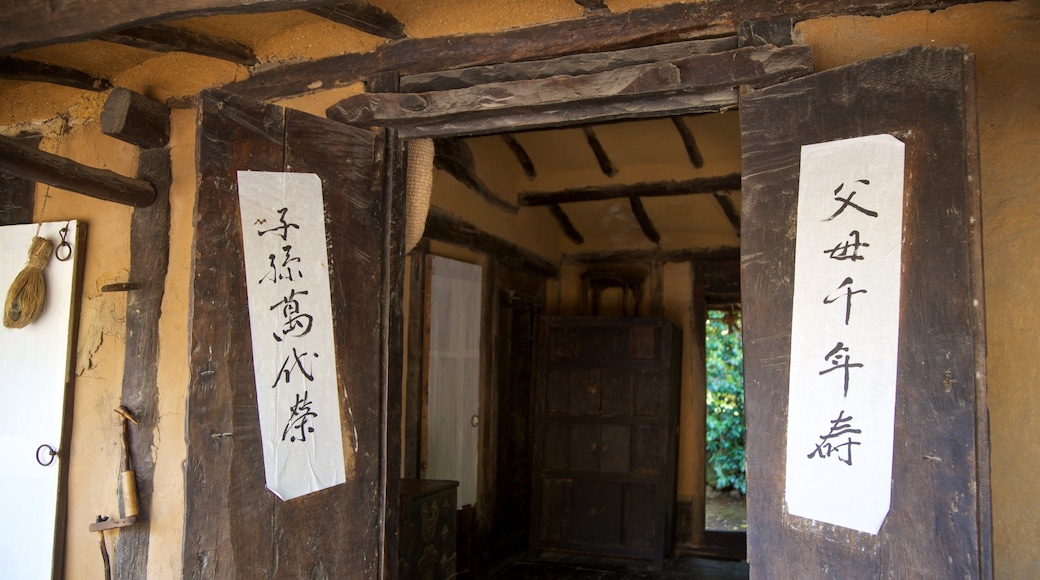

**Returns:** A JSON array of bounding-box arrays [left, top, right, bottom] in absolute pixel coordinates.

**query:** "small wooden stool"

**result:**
[[580, 268, 646, 316]]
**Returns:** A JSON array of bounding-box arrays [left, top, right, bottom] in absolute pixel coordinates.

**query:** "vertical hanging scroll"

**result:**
[[785, 134, 905, 534], [237, 171, 347, 500]]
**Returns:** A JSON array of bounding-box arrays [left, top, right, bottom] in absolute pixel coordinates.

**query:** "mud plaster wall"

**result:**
[[798, 4, 1040, 576]]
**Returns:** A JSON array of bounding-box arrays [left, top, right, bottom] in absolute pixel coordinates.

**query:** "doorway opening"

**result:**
[[705, 307, 746, 532]]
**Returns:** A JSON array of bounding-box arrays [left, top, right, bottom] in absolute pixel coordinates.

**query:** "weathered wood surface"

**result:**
[[399, 37, 737, 93], [228, 0, 978, 101], [423, 206, 558, 278], [112, 146, 171, 579], [574, 0, 609, 13], [326, 45, 812, 129], [402, 241, 429, 479], [185, 90, 389, 578], [101, 88, 171, 149], [548, 203, 584, 245], [0, 0, 348, 54], [99, 24, 256, 65], [500, 134, 537, 180], [740, 46, 990, 578], [0, 133, 41, 225], [628, 196, 660, 244], [738, 19, 795, 47], [433, 137, 518, 213], [520, 173, 741, 207], [0, 57, 111, 91], [0, 134, 156, 207], [306, 1, 406, 39], [671, 117, 704, 169]]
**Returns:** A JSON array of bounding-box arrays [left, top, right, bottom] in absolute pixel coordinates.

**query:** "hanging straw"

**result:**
[[404, 138, 435, 252], [3, 234, 54, 329]]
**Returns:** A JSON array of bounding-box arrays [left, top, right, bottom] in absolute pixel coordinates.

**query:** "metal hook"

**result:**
[[55, 223, 72, 262], [36, 443, 58, 467]]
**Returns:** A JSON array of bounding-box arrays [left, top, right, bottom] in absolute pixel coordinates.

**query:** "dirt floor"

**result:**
[[705, 492, 747, 532]]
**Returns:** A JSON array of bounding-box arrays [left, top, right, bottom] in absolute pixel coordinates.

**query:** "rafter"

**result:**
[[0, 57, 111, 91], [562, 246, 739, 266], [101, 88, 171, 149], [583, 126, 618, 177], [671, 117, 704, 169], [500, 134, 537, 180], [99, 24, 256, 65], [305, 1, 406, 39], [518, 173, 741, 206], [629, 196, 660, 244], [433, 138, 518, 214], [424, 206, 558, 277], [713, 190, 741, 236], [549, 204, 584, 245]]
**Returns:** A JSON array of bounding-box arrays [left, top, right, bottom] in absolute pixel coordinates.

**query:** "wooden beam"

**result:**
[[0, 134, 156, 207], [1, 0, 351, 54], [575, 0, 609, 12], [0, 57, 111, 91], [549, 203, 584, 245], [519, 172, 740, 206], [0, 133, 42, 226], [424, 206, 558, 278], [500, 134, 536, 180], [671, 117, 704, 169], [713, 190, 741, 236], [101, 88, 171, 149], [228, 0, 976, 101], [562, 246, 738, 266], [99, 24, 256, 65], [583, 126, 618, 177], [629, 196, 660, 244], [738, 18, 796, 47], [326, 45, 812, 129], [433, 137, 518, 214], [306, 1, 406, 40], [400, 37, 736, 93]]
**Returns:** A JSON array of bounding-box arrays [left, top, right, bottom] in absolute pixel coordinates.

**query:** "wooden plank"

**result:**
[[0, 134, 156, 207], [227, 0, 974, 101], [549, 203, 584, 245], [112, 146, 171, 579], [403, 241, 428, 478], [562, 246, 738, 266], [740, 46, 989, 577], [99, 24, 256, 65], [628, 196, 660, 244], [399, 37, 737, 93], [0, 133, 41, 225], [500, 134, 537, 180], [423, 206, 558, 278], [1, 0, 349, 54], [0, 57, 111, 91], [738, 18, 795, 47], [433, 137, 518, 214], [671, 117, 704, 169], [326, 45, 812, 129], [519, 173, 741, 206], [101, 88, 171, 149], [583, 126, 617, 177], [306, 1, 406, 40]]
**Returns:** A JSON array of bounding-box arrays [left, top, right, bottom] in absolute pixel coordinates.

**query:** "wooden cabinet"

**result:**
[[399, 479, 458, 580], [531, 317, 681, 570]]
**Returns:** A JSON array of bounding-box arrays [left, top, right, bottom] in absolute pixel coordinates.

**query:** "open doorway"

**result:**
[[704, 307, 746, 533]]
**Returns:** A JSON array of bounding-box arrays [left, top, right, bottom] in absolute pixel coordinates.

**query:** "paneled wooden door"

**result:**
[[740, 46, 990, 578]]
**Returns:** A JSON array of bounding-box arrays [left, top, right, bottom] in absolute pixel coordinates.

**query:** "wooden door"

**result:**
[[740, 47, 989, 578], [531, 317, 681, 570], [184, 90, 398, 578]]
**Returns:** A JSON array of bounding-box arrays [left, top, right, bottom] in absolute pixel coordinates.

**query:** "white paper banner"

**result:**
[[238, 171, 347, 500], [785, 134, 905, 534]]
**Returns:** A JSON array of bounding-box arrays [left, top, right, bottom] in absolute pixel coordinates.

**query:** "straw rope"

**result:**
[[404, 138, 435, 252], [3, 235, 53, 329]]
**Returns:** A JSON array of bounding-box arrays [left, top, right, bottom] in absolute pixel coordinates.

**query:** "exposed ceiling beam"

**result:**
[[671, 117, 704, 169], [629, 196, 660, 244], [424, 206, 558, 278], [101, 88, 172, 149], [228, 0, 978, 101], [99, 24, 256, 65], [305, 1, 406, 40], [574, 0, 609, 13], [0, 134, 156, 207], [583, 126, 618, 177], [500, 134, 536, 180], [327, 45, 812, 129], [0, 56, 111, 91], [519, 172, 741, 206], [713, 190, 741, 236], [562, 246, 739, 266], [549, 204, 584, 245], [432, 137, 518, 214], [1, 0, 350, 54]]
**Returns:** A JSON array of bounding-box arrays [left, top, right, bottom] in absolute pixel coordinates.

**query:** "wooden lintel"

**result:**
[[519, 172, 741, 206], [0, 56, 111, 91], [713, 190, 741, 236], [500, 134, 536, 180], [0, 134, 156, 207], [433, 137, 518, 214], [99, 24, 256, 65], [101, 88, 171, 149], [738, 18, 796, 47], [326, 45, 812, 129], [400, 37, 736, 93], [424, 206, 558, 278], [306, 1, 406, 40], [628, 196, 660, 244], [227, 0, 972, 101], [562, 246, 738, 266], [549, 204, 584, 245], [671, 117, 704, 169], [583, 126, 618, 177]]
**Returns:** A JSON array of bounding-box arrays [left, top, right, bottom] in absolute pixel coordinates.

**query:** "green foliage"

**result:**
[[706, 309, 745, 495]]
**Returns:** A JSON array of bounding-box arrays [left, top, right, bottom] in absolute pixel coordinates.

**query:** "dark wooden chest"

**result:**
[[399, 478, 458, 580]]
